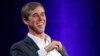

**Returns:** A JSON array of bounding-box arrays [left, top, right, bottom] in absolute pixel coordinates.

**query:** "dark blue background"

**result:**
[[0, 0, 100, 56]]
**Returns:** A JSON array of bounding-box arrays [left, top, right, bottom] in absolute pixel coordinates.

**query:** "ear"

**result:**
[[22, 17, 29, 25]]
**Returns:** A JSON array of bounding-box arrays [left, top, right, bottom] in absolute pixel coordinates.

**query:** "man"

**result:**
[[10, 2, 68, 56]]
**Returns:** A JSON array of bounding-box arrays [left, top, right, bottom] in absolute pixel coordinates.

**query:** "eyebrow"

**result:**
[[32, 11, 45, 15]]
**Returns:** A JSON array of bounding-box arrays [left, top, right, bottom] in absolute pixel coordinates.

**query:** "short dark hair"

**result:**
[[21, 2, 44, 20]]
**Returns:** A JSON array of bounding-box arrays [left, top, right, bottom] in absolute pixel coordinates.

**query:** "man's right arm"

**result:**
[[10, 43, 39, 56], [10, 45, 26, 56]]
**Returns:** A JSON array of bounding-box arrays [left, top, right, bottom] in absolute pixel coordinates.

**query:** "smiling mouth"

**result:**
[[37, 22, 45, 27], [37, 22, 44, 25]]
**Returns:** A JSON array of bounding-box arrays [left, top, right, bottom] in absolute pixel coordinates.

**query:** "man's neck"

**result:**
[[29, 31, 45, 40]]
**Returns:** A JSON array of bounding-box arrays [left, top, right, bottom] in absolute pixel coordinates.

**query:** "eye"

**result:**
[[41, 12, 45, 16], [32, 13, 37, 17]]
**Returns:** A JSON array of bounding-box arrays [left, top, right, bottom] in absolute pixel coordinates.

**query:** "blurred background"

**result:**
[[0, 0, 100, 56]]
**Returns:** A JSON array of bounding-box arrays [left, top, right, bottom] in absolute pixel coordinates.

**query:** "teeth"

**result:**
[[38, 23, 44, 25]]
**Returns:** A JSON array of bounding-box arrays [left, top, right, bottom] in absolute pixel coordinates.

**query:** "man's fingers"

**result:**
[[52, 41, 62, 51], [53, 45, 59, 50], [45, 40, 63, 52], [58, 42, 62, 50]]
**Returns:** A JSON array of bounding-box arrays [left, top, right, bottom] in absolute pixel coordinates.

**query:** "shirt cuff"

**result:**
[[38, 48, 48, 56]]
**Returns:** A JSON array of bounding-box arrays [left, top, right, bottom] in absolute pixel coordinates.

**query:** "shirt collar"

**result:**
[[28, 32, 51, 44]]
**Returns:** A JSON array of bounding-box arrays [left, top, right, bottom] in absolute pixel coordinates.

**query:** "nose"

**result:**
[[38, 15, 44, 21]]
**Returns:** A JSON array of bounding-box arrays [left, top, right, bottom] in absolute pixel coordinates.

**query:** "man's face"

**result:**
[[25, 6, 46, 34]]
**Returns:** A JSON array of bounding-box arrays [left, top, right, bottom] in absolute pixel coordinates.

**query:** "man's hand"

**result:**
[[44, 41, 62, 52]]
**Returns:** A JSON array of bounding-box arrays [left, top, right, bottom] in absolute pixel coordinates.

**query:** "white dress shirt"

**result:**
[[28, 33, 62, 56]]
